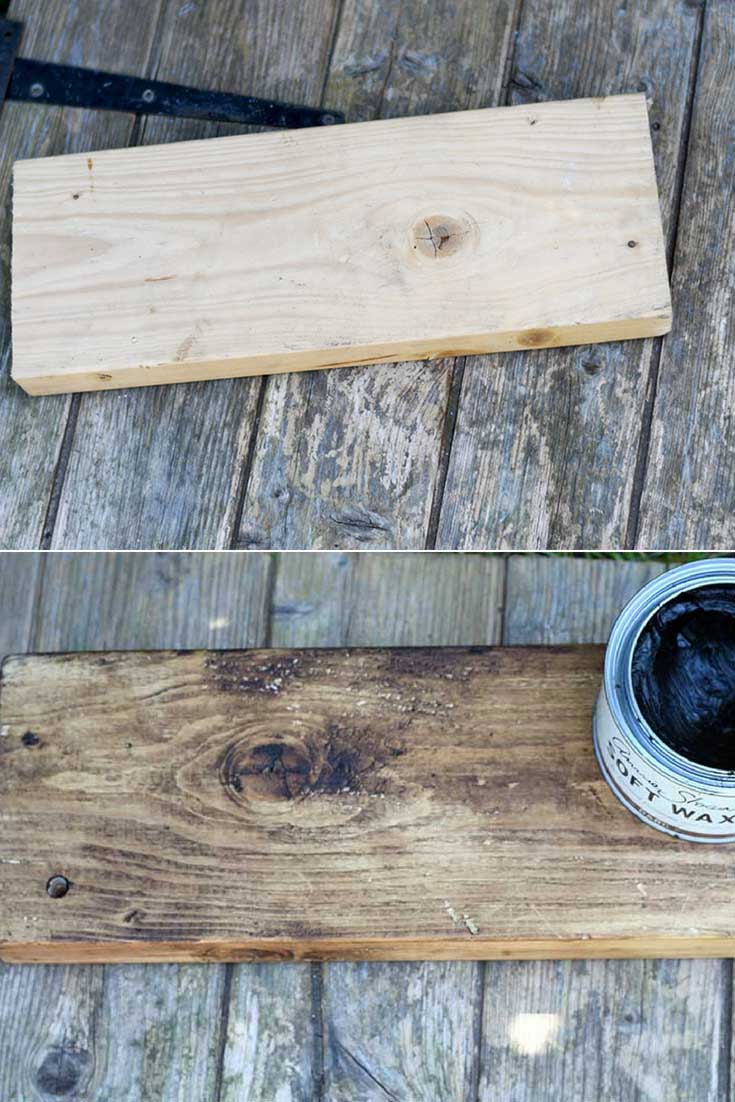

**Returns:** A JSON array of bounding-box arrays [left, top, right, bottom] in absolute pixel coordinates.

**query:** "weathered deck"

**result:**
[[0, 0, 732, 550], [0, 552, 728, 1100]]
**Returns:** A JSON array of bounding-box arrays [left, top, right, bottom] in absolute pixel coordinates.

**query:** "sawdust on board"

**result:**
[[444, 900, 479, 936]]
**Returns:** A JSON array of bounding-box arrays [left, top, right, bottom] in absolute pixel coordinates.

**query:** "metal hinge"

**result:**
[[0, 18, 343, 130]]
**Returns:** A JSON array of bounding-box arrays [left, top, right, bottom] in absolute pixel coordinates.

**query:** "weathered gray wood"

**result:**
[[34, 550, 272, 649], [502, 555, 665, 645], [0, 0, 164, 549], [480, 958, 728, 1102], [94, 966, 227, 1101], [271, 552, 505, 1101], [235, 0, 520, 550], [0, 552, 42, 656], [0, 963, 107, 1100], [436, 0, 702, 550], [479, 555, 729, 1102], [218, 964, 315, 1102], [271, 550, 505, 645], [323, 960, 484, 1102], [236, 361, 452, 550], [636, 0, 735, 547], [51, 381, 260, 549], [48, 0, 341, 550]]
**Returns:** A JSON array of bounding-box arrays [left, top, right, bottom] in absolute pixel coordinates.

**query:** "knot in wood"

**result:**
[[218, 726, 385, 808], [220, 738, 312, 804], [35, 1045, 89, 1096], [412, 214, 470, 259]]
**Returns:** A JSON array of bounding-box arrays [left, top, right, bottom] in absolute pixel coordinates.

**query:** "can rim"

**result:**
[[604, 558, 735, 790]]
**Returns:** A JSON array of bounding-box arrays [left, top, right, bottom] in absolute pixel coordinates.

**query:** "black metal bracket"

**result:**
[[0, 18, 343, 130]]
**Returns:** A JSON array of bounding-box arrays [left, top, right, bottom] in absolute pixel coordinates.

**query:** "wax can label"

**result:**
[[595, 688, 735, 842]]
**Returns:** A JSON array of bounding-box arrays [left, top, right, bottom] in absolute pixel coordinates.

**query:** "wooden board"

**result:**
[[4, 644, 735, 963], [1, 555, 728, 1102], [435, 0, 703, 554], [636, 0, 735, 548], [11, 94, 671, 396]]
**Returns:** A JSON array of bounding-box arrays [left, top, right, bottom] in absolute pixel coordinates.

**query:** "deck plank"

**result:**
[[636, 0, 735, 547], [0, 553, 278, 1101], [0, 553, 103, 1102], [218, 964, 316, 1102], [235, 0, 520, 551], [477, 555, 729, 1102], [47, 0, 340, 550], [271, 552, 505, 1101], [435, 0, 702, 550], [0, 0, 165, 548]]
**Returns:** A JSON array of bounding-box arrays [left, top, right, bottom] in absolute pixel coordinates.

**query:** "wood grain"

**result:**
[[436, 0, 701, 550], [271, 552, 505, 1102], [323, 959, 483, 1101], [479, 957, 728, 1102], [236, 0, 520, 553], [270, 550, 505, 646], [12, 95, 670, 396], [489, 555, 729, 1102], [47, 0, 341, 554], [0, 0, 164, 549], [636, 0, 735, 547], [1, 553, 730, 1100], [4, 642, 735, 962], [0, 551, 109, 1102], [0, 552, 284, 1102], [35, 550, 272, 650]]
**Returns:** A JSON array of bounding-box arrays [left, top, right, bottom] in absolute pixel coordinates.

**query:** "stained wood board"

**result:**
[[11, 94, 671, 396], [3, 645, 735, 963]]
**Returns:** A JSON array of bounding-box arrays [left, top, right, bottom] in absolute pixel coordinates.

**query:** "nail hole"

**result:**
[[627, 240, 637, 248], [22, 730, 40, 747], [47, 875, 70, 899]]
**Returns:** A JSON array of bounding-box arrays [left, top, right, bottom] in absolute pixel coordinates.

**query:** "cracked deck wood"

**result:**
[[11, 94, 670, 396], [3, 642, 734, 963]]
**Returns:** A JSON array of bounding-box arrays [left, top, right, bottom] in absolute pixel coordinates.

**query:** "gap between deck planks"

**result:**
[[435, 0, 705, 551], [47, 0, 344, 552], [634, 0, 735, 548], [44, 0, 516, 551], [0, 0, 168, 549], [234, 0, 524, 553]]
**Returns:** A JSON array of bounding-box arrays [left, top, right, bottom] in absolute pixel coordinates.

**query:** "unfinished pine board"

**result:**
[[4, 644, 735, 963], [11, 94, 671, 396]]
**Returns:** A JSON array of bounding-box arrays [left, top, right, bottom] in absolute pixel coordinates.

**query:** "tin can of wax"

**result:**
[[594, 558, 735, 842]]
